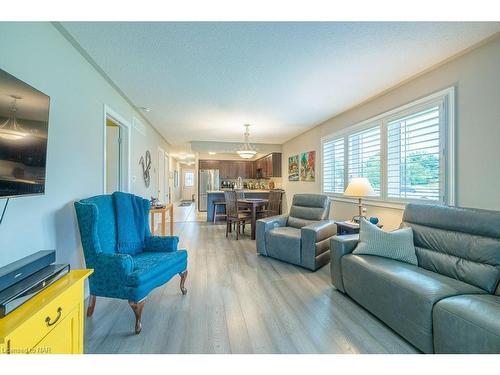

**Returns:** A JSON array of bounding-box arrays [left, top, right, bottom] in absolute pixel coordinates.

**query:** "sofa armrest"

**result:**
[[299, 220, 337, 270], [92, 252, 134, 286], [256, 214, 289, 256], [330, 234, 359, 293], [301, 220, 337, 243], [144, 236, 179, 252]]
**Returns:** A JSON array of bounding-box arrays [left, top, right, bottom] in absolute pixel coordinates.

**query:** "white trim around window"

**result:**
[[321, 87, 455, 209]]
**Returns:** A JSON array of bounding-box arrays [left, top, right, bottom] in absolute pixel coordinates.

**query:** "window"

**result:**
[[321, 88, 454, 205], [322, 137, 344, 194], [348, 125, 381, 195], [387, 105, 441, 201], [184, 171, 194, 187]]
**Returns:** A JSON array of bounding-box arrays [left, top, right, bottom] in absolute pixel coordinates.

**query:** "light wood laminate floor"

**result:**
[[84, 221, 419, 354]]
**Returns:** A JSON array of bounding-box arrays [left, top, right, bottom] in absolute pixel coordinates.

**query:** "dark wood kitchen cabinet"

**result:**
[[255, 153, 282, 178], [199, 153, 281, 179], [199, 159, 252, 179], [199, 160, 220, 170]]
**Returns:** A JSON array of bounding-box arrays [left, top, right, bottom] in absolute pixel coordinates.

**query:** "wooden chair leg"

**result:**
[[128, 300, 146, 334], [226, 220, 229, 237], [236, 220, 239, 240], [179, 270, 188, 295], [87, 294, 96, 317]]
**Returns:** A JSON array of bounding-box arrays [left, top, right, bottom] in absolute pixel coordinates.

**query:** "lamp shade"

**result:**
[[344, 177, 375, 197]]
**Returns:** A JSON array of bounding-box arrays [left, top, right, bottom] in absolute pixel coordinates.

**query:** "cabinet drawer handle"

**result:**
[[45, 307, 62, 326]]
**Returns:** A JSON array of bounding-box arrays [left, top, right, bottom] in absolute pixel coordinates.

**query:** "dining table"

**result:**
[[237, 198, 268, 240]]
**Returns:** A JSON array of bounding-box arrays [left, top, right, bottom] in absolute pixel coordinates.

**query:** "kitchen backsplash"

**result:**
[[220, 177, 283, 190]]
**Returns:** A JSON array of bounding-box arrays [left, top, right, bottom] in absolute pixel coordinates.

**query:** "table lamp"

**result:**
[[344, 177, 375, 222]]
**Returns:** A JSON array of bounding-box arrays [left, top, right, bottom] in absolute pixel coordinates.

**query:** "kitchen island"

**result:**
[[207, 190, 283, 222]]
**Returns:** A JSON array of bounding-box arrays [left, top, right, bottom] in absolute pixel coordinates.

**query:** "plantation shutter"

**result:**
[[322, 137, 344, 193], [387, 105, 441, 201], [348, 125, 381, 195]]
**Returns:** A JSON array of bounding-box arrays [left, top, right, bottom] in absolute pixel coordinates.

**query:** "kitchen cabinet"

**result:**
[[199, 160, 220, 170], [198, 153, 281, 179], [199, 159, 252, 179], [255, 153, 282, 178]]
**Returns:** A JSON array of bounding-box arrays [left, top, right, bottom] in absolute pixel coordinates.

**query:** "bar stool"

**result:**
[[213, 200, 227, 223]]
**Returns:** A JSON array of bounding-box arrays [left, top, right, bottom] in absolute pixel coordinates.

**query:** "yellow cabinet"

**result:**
[[0, 269, 92, 354]]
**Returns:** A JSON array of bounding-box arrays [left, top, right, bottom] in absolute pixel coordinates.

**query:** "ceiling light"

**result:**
[[208, 152, 216, 155], [236, 124, 257, 159], [0, 96, 28, 141]]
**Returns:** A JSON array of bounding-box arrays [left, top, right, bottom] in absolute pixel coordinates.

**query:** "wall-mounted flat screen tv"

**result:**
[[0, 68, 50, 198]]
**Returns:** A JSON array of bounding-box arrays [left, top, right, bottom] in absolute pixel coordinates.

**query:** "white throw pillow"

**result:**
[[353, 218, 418, 265]]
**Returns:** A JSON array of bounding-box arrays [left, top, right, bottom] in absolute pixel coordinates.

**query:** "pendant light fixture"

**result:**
[[0, 95, 28, 141], [236, 124, 257, 159]]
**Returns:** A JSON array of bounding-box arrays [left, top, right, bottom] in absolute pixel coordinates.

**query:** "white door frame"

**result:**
[[165, 153, 170, 203], [157, 146, 166, 202], [103, 105, 131, 194]]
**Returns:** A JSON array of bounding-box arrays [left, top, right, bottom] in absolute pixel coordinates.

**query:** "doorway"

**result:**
[[105, 118, 121, 193], [157, 147, 170, 203], [103, 106, 130, 194], [182, 169, 195, 201]]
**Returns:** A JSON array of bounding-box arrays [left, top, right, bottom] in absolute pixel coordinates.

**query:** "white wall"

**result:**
[[0, 23, 170, 268], [282, 34, 500, 230]]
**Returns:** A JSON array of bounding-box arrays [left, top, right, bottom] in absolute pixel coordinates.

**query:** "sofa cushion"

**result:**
[[433, 294, 500, 353], [342, 254, 485, 353], [127, 250, 188, 287], [353, 219, 417, 265], [266, 227, 301, 265], [288, 216, 317, 229], [402, 204, 500, 294], [288, 194, 330, 228]]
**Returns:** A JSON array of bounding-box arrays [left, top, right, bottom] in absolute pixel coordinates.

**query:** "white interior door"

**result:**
[[182, 169, 195, 201], [157, 148, 166, 203]]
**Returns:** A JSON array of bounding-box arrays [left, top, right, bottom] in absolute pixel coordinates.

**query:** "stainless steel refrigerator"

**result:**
[[198, 169, 220, 211]]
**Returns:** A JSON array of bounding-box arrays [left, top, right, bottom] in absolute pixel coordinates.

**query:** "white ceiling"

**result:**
[[60, 22, 500, 147]]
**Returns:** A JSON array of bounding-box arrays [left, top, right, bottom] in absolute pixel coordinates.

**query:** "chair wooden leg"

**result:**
[[226, 220, 229, 237], [128, 299, 146, 334], [179, 270, 188, 295], [87, 294, 96, 317], [236, 220, 239, 240]]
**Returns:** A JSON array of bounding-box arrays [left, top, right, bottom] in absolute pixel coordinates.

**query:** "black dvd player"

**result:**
[[0, 264, 70, 317], [0, 250, 55, 292]]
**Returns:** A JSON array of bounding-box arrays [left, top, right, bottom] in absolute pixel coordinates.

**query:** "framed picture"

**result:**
[[300, 151, 316, 182], [288, 155, 299, 181]]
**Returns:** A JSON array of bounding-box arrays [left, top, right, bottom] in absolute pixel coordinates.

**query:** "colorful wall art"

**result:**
[[300, 151, 316, 182], [288, 154, 299, 181]]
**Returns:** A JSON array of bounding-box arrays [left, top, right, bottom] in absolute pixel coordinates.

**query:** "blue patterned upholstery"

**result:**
[[75, 193, 188, 302]]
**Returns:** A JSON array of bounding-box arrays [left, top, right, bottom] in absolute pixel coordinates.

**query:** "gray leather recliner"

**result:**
[[330, 203, 500, 354], [256, 194, 336, 271]]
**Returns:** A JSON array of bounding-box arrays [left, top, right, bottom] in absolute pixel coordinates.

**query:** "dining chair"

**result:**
[[224, 190, 250, 240], [257, 190, 282, 218]]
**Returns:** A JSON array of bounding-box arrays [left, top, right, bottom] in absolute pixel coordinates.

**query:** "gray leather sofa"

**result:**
[[330, 203, 500, 354], [256, 194, 336, 271]]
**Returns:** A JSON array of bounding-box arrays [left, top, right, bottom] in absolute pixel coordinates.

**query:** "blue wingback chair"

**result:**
[[74, 193, 188, 334]]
